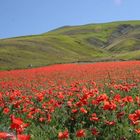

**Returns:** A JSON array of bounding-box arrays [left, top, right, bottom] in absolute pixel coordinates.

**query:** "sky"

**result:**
[[0, 0, 140, 39]]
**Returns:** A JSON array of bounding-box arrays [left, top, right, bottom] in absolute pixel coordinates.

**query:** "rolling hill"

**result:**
[[0, 20, 140, 70]]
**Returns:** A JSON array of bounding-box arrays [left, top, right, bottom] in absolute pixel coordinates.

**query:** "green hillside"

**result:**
[[0, 20, 140, 70]]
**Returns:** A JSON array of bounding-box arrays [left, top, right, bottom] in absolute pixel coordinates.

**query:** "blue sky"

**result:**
[[0, 0, 140, 38]]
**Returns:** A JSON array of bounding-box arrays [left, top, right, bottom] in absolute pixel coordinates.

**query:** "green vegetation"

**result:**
[[0, 20, 140, 70]]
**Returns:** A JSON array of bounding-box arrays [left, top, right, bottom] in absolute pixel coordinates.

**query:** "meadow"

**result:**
[[0, 20, 140, 70], [0, 61, 140, 139]]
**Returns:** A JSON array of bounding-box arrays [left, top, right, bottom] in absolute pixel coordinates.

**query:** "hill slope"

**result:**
[[0, 20, 140, 70]]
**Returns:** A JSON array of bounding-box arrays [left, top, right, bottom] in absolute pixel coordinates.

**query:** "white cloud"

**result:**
[[114, 0, 123, 5]]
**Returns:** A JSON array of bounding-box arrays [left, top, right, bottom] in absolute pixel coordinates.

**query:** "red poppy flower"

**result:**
[[135, 129, 140, 134], [105, 120, 116, 126], [17, 134, 30, 140], [90, 113, 99, 122], [3, 108, 10, 114], [103, 101, 116, 111], [58, 130, 69, 139], [80, 107, 87, 114], [91, 128, 99, 136], [129, 113, 139, 125], [76, 129, 86, 137], [72, 109, 78, 113], [0, 132, 15, 139]]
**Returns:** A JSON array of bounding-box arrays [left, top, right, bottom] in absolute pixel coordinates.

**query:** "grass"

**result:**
[[0, 20, 140, 70], [106, 39, 140, 53], [116, 50, 140, 60]]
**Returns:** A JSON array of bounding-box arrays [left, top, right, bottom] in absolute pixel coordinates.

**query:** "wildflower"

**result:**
[[67, 101, 73, 107], [3, 108, 10, 114], [91, 128, 99, 136], [135, 109, 140, 117], [90, 113, 99, 122], [122, 96, 133, 103], [47, 114, 52, 123], [58, 92, 64, 99], [135, 96, 140, 105], [117, 112, 125, 119], [58, 130, 69, 139], [103, 101, 116, 111], [10, 115, 29, 134], [0, 132, 15, 139], [96, 94, 108, 103], [105, 120, 116, 126], [72, 109, 78, 113], [129, 113, 139, 125], [39, 117, 46, 122], [76, 129, 86, 138], [17, 134, 30, 140], [113, 94, 121, 102], [80, 107, 87, 114], [135, 129, 140, 134]]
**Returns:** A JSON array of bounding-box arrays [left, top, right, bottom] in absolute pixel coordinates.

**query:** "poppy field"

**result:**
[[0, 61, 140, 140]]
